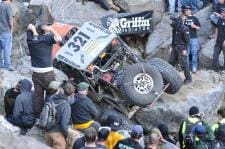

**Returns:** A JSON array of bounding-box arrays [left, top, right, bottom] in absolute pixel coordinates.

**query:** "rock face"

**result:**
[[0, 116, 20, 134], [135, 70, 225, 132], [127, 0, 165, 25], [199, 39, 225, 68], [0, 115, 49, 149], [12, 2, 36, 35], [47, 0, 116, 26], [145, 16, 172, 59]]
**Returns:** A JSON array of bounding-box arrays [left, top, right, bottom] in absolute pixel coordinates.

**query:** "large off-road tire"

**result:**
[[100, 109, 135, 130], [117, 63, 163, 107], [149, 58, 183, 94]]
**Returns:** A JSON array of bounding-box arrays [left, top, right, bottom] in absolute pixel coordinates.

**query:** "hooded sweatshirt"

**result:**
[[13, 79, 33, 118], [46, 93, 71, 138]]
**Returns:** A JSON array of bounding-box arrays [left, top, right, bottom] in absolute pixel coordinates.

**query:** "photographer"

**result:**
[[178, 106, 214, 149], [27, 24, 62, 118]]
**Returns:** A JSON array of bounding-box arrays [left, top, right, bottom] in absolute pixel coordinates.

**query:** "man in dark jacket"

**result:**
[[7, 79, 35, 130], [27, 23, 62, 118], [168, 11, 192, 85], [71, 82, 100, 133], [212, 8, 225, 71], [4, 80, 21, 118], [45, 81, 71, 149]]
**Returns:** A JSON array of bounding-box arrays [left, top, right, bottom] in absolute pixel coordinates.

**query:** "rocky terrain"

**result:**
[[0, 0, 225, 148]]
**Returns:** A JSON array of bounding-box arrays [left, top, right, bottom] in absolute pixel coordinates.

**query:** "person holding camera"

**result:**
[[114, 125, 144, 149], [183, 6, 201, 73], [178, 106, 214, 149], [27, 23, 62, 118]]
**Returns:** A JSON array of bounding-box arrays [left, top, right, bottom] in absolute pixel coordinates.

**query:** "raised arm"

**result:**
[[41, 25, 62, 43]]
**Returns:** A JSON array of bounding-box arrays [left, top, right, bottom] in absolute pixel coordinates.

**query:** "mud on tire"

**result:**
[[117, 63, 163, 107], [149, 58, 183, 94]]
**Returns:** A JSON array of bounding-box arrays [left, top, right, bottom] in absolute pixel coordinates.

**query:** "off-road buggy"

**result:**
[[53, 22, 183, 116]]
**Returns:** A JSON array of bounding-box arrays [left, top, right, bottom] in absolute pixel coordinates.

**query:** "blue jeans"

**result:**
[[180, 0, 203, 12], [0, 33, 12, 68], [210, 14, 219, 25], [187, 38, 200, 70], [168, 0, 176, 13]]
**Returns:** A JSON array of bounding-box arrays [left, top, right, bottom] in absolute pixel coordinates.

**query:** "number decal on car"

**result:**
[[67, 31, 90, 52]]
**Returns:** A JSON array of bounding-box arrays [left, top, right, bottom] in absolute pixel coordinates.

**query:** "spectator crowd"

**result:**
[[2, 0, 225, 149]]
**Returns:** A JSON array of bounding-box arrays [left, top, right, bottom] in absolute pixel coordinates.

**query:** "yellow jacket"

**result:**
[[105, 131, 124, 149]]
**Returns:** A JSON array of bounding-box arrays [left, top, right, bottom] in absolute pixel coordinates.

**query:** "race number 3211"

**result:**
[[67, 31, 90, 52]]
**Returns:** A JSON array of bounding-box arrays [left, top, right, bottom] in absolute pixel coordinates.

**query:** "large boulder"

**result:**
[[135, 70, 225, 132], [47, 0, 117, 26], [145, 15, 172, 59], [0, 116, 48, 149], [127, 0, 165, 25], [12, 2, 36, 35], [0, 116, 20, 134], [199, 39, 225, 68]]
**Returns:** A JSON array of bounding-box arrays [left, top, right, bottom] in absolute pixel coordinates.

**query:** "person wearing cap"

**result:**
[[27, 23, 62, 118], [178, 106, 214, 149], [144, 128, 178, 149], [104, 115, 124, 149], [4, 80, 21, 119], [168, 10, 192, 85], [45, 81, 71, 149], [7, 79, 35, 132], [114, 125, 144, 149], [71, 82, 99, 133], [193, 125, 211, 149], [183, 6, 201, 73], [212, 7, 225, 72]]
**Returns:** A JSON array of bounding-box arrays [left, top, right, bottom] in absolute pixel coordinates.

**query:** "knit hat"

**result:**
[[77, 82, 89, 91], [189, 106, 199, 116], [48, 81, 61, 90]]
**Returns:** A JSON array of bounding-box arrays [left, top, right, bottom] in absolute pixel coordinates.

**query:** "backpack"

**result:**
[[183, 120, 201, 148], [207, 140, 225, 149], [39, 100, 65, 129], [215, 123, 225, 145]]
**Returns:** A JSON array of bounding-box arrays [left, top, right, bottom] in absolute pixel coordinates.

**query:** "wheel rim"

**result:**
[[133, 73, 154, 94]]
